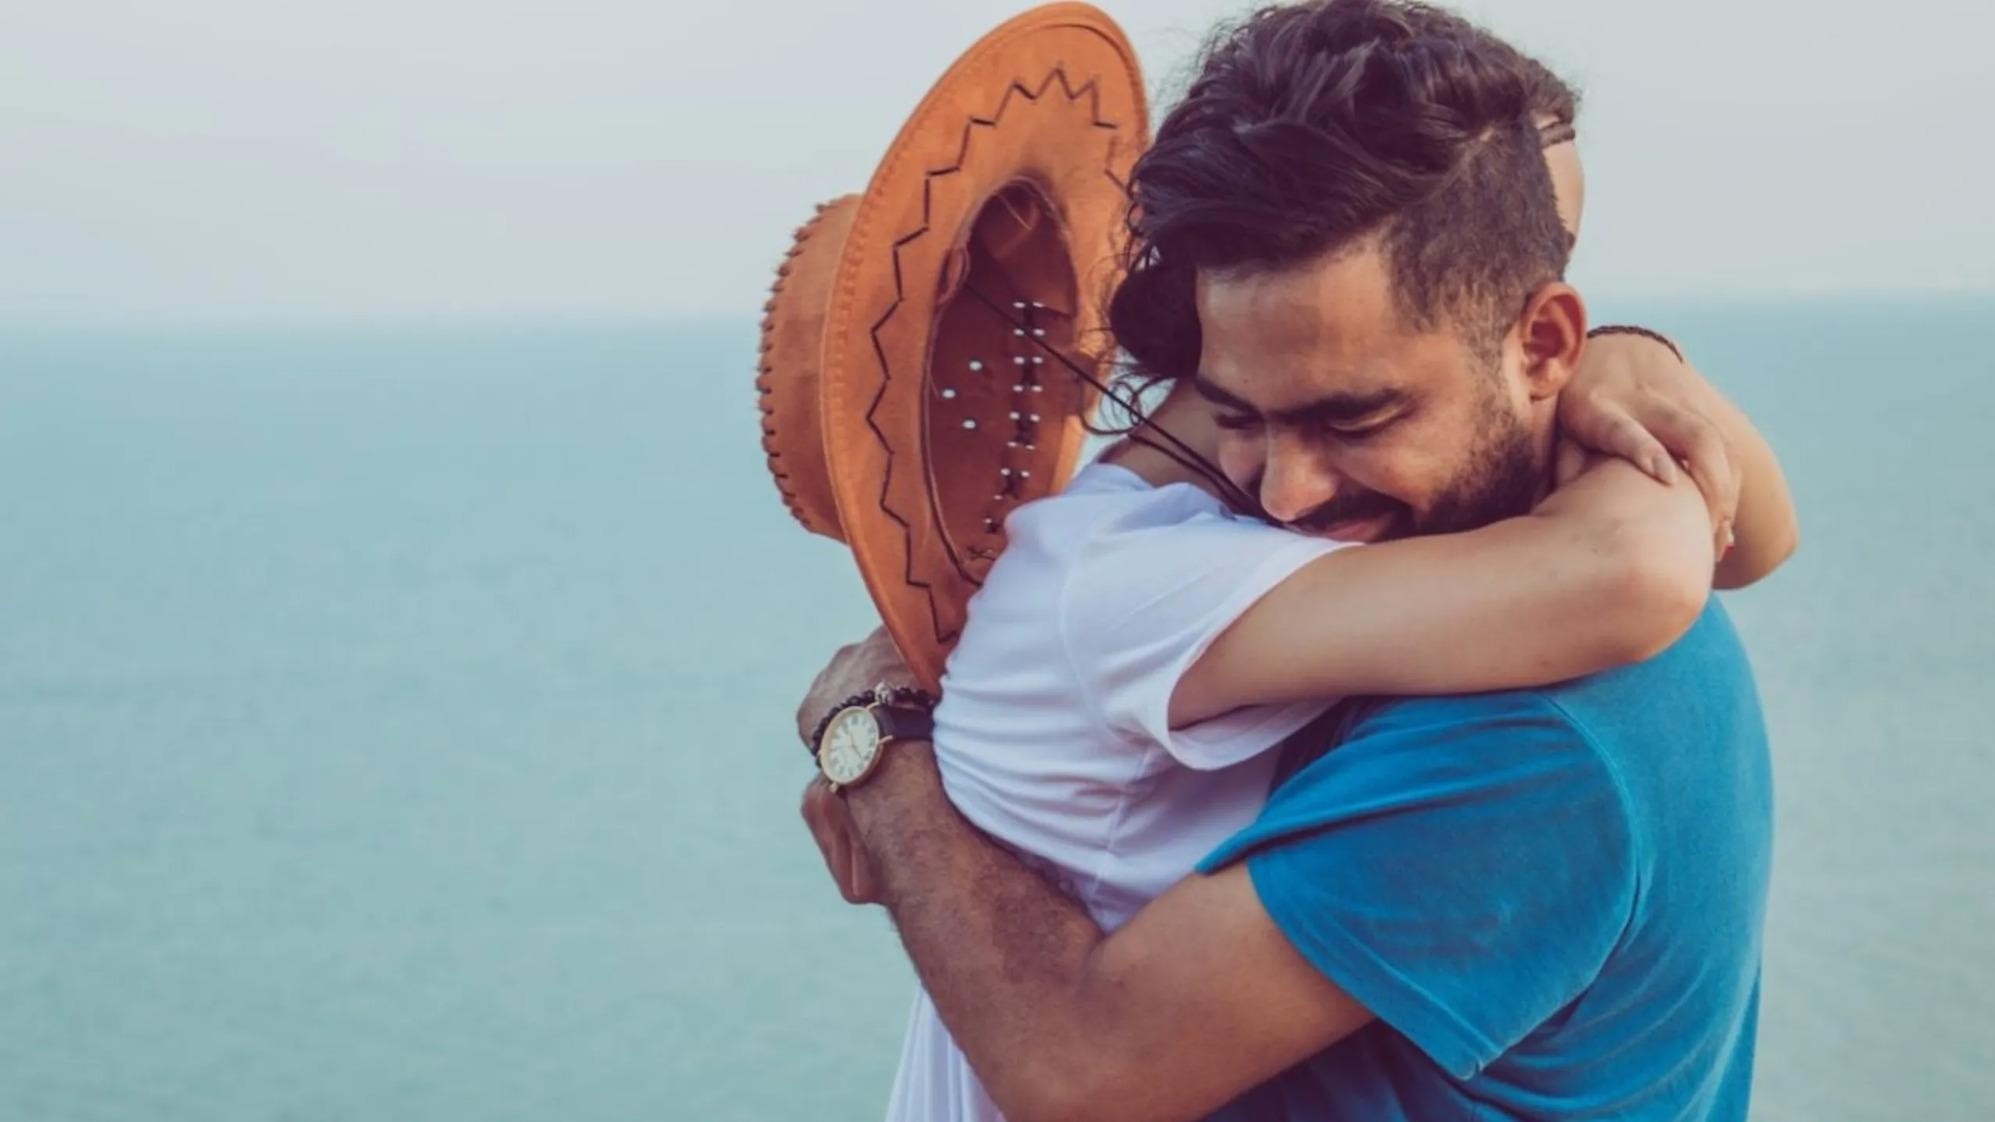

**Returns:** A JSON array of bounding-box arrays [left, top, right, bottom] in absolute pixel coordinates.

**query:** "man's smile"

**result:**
[[1280, 490, 1410, 543], [1308, 511, 1399, 543]]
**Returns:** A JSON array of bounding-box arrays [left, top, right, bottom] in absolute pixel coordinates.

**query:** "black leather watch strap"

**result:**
[[874, 705, 935, 743]]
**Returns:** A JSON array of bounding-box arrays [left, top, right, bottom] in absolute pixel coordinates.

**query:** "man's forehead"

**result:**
[[1193, 244, 1414, 407], [1191, 362, 1408, 424], [1195, 315, 1412, 417], [1197, 244, 1397, 339]]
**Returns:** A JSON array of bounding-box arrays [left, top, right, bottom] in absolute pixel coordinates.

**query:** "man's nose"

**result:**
[[1259, 433, 1337, 525]]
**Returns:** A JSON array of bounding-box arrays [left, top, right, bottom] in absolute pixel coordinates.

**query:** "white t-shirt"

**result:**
[[882, 461, 1352, 1122]]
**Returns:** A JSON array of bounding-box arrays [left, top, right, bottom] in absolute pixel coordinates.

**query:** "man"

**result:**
[[797, 3, 1787, 1119]]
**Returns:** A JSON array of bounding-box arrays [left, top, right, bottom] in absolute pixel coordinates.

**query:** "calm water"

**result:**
[[1, 305, 1990, 1121]]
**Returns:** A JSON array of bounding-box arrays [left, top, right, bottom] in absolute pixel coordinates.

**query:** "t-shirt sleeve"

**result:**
[[1060, 507, 1349, 770], [1197, 692, 1639, 1078]]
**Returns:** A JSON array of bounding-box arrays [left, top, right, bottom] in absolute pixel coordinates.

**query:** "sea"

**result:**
[[1, 301, 1990, 1121]]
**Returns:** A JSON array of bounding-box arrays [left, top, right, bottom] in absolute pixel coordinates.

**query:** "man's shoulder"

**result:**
[[1346, 687, 1597, 750], [1354, 601, 1755, 750], [1269, 689, 1625, 818], [1347, 682, 1615, 765], [1207, 678, 1639, 884]]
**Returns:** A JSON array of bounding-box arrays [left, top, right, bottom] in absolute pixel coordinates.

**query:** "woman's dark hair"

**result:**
[[1105, 0, 1579, 392]]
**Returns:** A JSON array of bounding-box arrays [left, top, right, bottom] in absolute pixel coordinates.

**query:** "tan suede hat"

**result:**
[[755, 3, 1149, 691]]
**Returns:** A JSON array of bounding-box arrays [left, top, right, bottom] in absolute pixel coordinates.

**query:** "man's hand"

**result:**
[[800, 775, 885, 905], [1562, 331, 1740, 554], [796, 628, 929, 906], [793, 625, 920, 745], [786, 636, 1377, 1122], [799, 735, 954, 907]]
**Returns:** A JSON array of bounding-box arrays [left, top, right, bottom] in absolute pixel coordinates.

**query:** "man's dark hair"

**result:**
[[1106, 0, 1579, 385]]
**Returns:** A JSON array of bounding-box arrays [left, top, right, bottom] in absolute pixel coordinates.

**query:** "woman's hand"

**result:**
[[1560, 331, 1740, 555]]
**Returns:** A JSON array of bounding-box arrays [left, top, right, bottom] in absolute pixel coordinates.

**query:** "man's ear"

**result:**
[[1516, 282, 1586, 402]]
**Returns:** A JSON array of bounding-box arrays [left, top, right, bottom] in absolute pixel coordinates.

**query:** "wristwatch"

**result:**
[[810, 683, 936, 793]]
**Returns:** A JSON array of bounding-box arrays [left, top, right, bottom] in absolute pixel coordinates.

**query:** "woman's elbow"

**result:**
[[1715, 516, 1799, 590], [1599, 519, 1712, 663]]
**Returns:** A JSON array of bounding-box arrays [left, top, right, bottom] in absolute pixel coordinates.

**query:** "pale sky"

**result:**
[[3, 0, 1989, 325]]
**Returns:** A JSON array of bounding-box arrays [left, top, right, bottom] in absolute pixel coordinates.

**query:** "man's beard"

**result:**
[[1284, 393, 1542, 542], [1412, 402, 1542, 536]]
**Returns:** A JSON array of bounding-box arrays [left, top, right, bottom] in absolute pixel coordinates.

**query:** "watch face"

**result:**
[[819, 707, 882, 786]]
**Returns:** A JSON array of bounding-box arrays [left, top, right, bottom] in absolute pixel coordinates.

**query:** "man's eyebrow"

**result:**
[[1189, 372, 1256, 412], [1192, 372, 1406, 425]]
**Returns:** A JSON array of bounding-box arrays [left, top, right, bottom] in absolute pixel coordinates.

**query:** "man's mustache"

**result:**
[[1244, 476, 1406, 533]]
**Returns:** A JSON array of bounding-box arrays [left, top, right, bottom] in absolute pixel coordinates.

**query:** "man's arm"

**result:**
[[817, 741, 1371, 1122], [797, 635, 1633, 1121]]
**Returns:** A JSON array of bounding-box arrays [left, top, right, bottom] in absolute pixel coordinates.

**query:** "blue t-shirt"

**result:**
[[1198, 602, 1772, 1121]]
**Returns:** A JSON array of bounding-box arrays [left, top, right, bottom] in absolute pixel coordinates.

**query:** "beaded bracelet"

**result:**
[[805, 684, 939, 756], [1588, 324, 1684, 364]]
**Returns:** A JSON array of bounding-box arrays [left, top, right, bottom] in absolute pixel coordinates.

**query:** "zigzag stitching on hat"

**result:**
[[862, 64, 1128, 646]]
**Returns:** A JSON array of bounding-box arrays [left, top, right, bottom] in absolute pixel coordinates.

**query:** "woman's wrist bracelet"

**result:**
[[1588, 324, 1684, 364]]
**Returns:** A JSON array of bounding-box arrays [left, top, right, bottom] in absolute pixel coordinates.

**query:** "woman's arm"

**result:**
[[1557, 331, 1798, 589], [1689, 374, 1796, 589], [1169, 328, 1795, 727], [1170, 458, 1713, 727]]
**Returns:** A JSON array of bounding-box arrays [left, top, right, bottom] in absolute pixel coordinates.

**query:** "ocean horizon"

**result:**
[[2, 297, 1990, 1120]]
